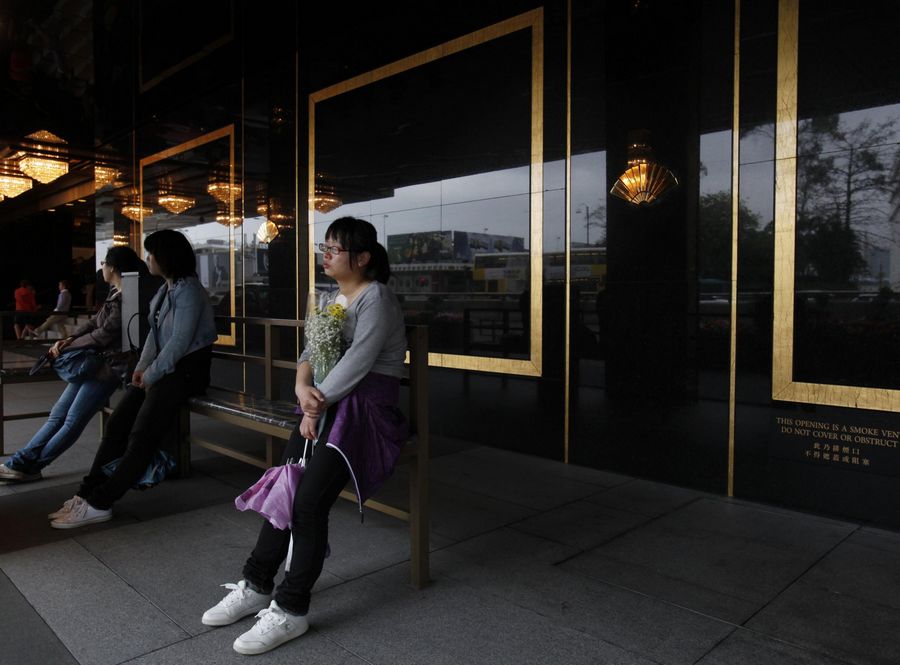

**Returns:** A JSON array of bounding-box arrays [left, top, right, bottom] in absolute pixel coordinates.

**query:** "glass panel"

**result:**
[[793, 0, 900, 389], [139, 128, 239, 343], [312, 28, 534, 360]]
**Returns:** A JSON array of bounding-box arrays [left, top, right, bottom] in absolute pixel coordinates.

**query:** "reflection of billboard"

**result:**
[[453, 231, 525, 261], [387, 230, 525, 264], [388, 231, 454, 264]]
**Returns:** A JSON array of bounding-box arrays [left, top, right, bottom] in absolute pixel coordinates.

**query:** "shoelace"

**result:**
[[61, 497, 81, 513], [219, 582, 251, 607], [253, 606, 287, 634]]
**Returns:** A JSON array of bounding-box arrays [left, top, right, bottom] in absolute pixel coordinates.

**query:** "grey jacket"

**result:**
[[67, 290, 121, 351]]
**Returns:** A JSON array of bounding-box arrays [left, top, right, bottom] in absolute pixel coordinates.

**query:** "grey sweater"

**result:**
[[299, 282, 407, 405]]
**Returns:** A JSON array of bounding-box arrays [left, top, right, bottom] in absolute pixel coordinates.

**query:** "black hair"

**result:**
[[325, 216, 391, 284], [104, 246, 149, 277], [143, 229, 196, 279]]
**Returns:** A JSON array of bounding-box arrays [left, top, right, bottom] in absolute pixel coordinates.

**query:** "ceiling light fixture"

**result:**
[[19, 130, 69, 184]]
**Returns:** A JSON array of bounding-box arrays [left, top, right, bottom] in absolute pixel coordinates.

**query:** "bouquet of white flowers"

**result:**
[[305, 298, 347, 385]]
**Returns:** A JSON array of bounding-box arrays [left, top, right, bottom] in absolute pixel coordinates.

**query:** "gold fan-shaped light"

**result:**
[[256, 220, 280, 243], [610, 134, 678, 206], [0, 159, 33, 198], [19, 130, 69, 184]]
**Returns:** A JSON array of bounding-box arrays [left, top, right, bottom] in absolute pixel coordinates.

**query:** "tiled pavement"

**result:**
[[2, 380, 899, 664]]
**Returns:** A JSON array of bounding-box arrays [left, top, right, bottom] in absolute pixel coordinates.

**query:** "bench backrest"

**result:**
[[208, 317, 428, 441]]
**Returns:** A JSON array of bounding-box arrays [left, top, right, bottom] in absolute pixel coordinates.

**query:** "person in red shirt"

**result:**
[[13, 279, 39, 339]]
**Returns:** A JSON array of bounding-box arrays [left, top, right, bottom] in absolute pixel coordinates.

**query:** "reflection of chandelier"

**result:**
[[159, 192, 195, 214], [121, 192, 152, 222], [208, 173, 242, 203], [0, 159, 33, 198], [112, 232, 129, 246], [215, 203, 242, 227], [256, 220, 279, 243], [94, 164, 120, 189], [610, 131, 678, 206], [309, 173, 342, 213], [19, 130, 69, 184]]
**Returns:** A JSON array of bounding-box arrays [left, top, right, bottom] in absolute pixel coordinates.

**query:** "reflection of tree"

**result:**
[[796, 115, 898, 287], [576, 202, 606, 246], [698, 191, 771, 287]]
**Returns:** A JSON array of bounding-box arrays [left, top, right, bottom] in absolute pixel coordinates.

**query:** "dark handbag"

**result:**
[[52, 348, 105, 383]]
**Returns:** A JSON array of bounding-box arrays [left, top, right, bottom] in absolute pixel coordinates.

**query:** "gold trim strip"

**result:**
[[563, 0, 572, 463], [728, 0, 741, 497], [773, 0, 900, 412], [308, 8, 544, 377]]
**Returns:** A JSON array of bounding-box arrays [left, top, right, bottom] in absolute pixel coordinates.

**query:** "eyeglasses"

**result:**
[[317, 243, 349, 255]]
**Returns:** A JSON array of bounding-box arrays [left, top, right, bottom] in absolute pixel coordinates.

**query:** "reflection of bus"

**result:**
[[472, 252, 530, 292], [472, 248, 606, 293]]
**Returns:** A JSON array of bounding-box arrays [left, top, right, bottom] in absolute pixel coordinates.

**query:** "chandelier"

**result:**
[[0, 159, 33, 198], [215, 203, 242, 227], [309, 173, 342, 213], [610, 131, 678, 206], [159, 192, 195, 215], [94, 164, 120, 189], [112, 232, 130, 247], [19, 130, 69, 184], [121, 192, 152, 222], [208, 171, 242, 203]]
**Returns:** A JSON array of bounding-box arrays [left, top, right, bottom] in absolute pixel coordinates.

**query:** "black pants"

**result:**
[[78, 346, 212, 510], [242, 411, 350, 615]]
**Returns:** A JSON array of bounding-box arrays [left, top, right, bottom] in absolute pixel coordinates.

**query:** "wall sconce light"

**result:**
[[256, 220, 280, 243], [610, 131, 678, 206]]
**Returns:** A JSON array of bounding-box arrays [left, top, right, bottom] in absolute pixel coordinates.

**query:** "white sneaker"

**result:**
[[232, 600, 309, 655], [48, 496, 83, 520], [202, 580, 272, 626], [50, 499, 112, 529]]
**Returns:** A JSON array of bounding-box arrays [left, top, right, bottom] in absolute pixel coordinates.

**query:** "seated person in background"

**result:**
[[26, 280, 72, 338], [13, 279, 38, 339], [0, 249, 148, 483], [48, 229, 217, 529]]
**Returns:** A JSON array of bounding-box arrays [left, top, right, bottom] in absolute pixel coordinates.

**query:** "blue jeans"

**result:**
[[5, 378, 119, 475]]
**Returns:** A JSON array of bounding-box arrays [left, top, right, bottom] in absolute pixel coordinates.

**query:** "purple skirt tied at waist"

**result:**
[[298, 372, 408, 516]]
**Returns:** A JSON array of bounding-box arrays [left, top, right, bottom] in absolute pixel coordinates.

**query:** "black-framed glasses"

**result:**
[[317, 243, 349, 255]]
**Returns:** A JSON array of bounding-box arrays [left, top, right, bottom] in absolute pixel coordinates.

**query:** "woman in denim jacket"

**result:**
[[49, 229, 217, 529], [0, 247, 147, 483]]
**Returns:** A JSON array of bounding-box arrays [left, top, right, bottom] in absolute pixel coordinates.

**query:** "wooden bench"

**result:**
[[0, 318, 62, 455], [173, 317, 430, 588]]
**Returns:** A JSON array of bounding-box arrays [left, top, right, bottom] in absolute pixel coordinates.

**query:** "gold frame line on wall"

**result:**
[[727, 0, 741, 496], [139, 124, 238, 346], [773, 0, 899, 412], [308, 8, 545, 377]]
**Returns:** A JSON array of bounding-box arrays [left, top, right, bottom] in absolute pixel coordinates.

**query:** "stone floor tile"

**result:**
[[0, 539, 189, 665], [585, 478, 704, 516], [0, 569, 79, 665], [747, 579, 900, 665], [511, 499, 652, 550], [695, 628, 853, 665]]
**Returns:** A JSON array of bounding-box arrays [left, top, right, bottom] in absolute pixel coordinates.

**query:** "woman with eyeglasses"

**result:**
[[203, 216, 407, 656], [48, 229, 217, 529], [1, 247, 148, 484]]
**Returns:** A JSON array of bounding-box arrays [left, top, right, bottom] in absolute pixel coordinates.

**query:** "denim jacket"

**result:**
[[135, 276, 217, 387]]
